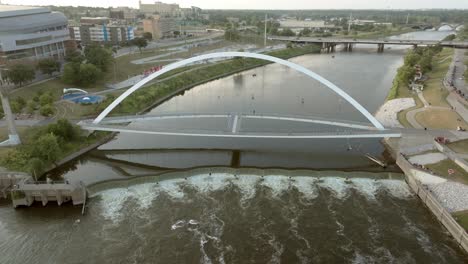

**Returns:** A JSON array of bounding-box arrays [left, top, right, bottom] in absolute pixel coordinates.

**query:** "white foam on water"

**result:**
[[158, 178, 185, 199], [402, 215, 433, 254], [189, 219, 199, 225], [290, 176, 319, 200], [231, 174, 261, 203], [260, 175, 290, 197], [268, 235, 284, 264], [127, 183, 159, 210], [373, 247, 396, 262], [187, 173, 234, 193], [98, 188, 132, 223], [351, 251, 376, 264], [171, 220, 186, 230], [350, 178, 379, 201], [318, 177, 349, 199], [380, 180, 413, 199]]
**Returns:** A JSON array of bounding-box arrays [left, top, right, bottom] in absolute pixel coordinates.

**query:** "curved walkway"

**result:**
[[405, 48, 468, 129], [406, 91, 451, 128]]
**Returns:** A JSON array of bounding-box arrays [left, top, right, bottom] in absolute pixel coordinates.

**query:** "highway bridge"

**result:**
[[268, 36, 468, 52]]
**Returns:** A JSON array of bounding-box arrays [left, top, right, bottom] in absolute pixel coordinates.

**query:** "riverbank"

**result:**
[[396, 153, 468, 253], [0, 120, 111, 175], [379, 46, 468, 129]]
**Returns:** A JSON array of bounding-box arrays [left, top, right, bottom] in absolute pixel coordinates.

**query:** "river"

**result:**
[[1, 31, 467, 263]]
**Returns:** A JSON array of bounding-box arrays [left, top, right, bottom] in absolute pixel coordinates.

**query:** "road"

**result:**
[[115, 33, 224, 58], [453, 48, 467, 94]]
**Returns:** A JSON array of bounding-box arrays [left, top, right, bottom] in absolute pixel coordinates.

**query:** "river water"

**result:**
[[1, 31, 467, 263]]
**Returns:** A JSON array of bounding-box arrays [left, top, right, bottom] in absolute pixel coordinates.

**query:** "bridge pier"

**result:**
[[377, 43, 385, 53], [321, 43, 337, 53], [343, 43, 353, 52]]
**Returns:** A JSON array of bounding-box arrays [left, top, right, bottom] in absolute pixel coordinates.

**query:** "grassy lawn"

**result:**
[[397, 95, 423, 128], [422, 48, 453, 107], [0, 126, 32, 142], [426, 159, 468, 184], [452, 210, 468, 231], [447, 139, 468, 154], [415, 108, 467, 130], [336, 27, 414, 39]]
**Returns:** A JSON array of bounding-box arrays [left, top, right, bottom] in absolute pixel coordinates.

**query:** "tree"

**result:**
[[279, 28, 296, 37], [5, 64, 35, 86], [78, 63, 102, 86], [65, 49, 84, 63], [418, 56, 433, 72], [40, 104, 55, 117], [84, 45, 113, 72], [28, 158, 45, 181], [299, 28, 312, 37], [26, 100, 36, 114], [397, 65, 416, 84], [404, 52, 421, 66], [143, 32, 153, 40], [62, 63, 101, 86], [174, 30, 181, 37], [62, 63, 80, 84], [132, 37, 148, 53], [31, 133, 60, 163], [39, 93, 53, 106], [224, 29, 240, 41], [47, 119, 79, 141], [37, 58, 61, 76]]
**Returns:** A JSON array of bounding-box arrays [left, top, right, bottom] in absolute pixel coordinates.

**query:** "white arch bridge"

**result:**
[[80, 52, 411, 139]]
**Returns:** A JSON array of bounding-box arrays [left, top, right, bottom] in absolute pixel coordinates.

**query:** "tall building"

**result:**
[[143, 15, 176, 39], [110, 7, 138, 22], [139, 1, 182, 17], [69, 24, 135, 45], [0, 5, 70, 66]]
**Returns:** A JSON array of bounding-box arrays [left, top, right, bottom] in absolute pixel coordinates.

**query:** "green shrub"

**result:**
[[11, 190, 26, 200], [39, 93, 53, 106], [40, 104, 55, 116]]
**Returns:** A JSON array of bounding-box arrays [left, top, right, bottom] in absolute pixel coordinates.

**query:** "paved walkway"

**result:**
[[405, 91, 450, 128], [405, 48, 468, 129]]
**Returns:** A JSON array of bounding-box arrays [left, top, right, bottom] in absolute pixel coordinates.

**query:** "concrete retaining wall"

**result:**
[[397, 155, 468, 253], [434, 141, 468, 173]]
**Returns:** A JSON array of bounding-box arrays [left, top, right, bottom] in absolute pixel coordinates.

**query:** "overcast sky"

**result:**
[[2, 0, 468, 9]]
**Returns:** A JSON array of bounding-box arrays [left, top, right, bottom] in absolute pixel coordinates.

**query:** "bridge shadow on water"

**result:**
[[46, 136, 399, 186]]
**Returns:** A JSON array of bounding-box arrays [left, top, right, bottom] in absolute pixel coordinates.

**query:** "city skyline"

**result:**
[[2, 0, 468, 10]]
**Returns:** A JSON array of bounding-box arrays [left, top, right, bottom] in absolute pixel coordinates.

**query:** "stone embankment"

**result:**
[[374, 98, 415, 127], [396, 154, 468, 253]]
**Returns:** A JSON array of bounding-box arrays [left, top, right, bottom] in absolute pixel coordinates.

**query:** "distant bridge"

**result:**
[[269, 36, 468, 52]]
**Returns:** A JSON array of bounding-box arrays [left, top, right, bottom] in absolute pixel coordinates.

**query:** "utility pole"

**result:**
[[264, 13, 268, 47], [348, 13, 352, 33], [406, 13, 410, 25]]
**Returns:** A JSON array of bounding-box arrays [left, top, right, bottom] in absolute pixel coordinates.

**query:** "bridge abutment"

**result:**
[[377, 43, 385, 53]]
